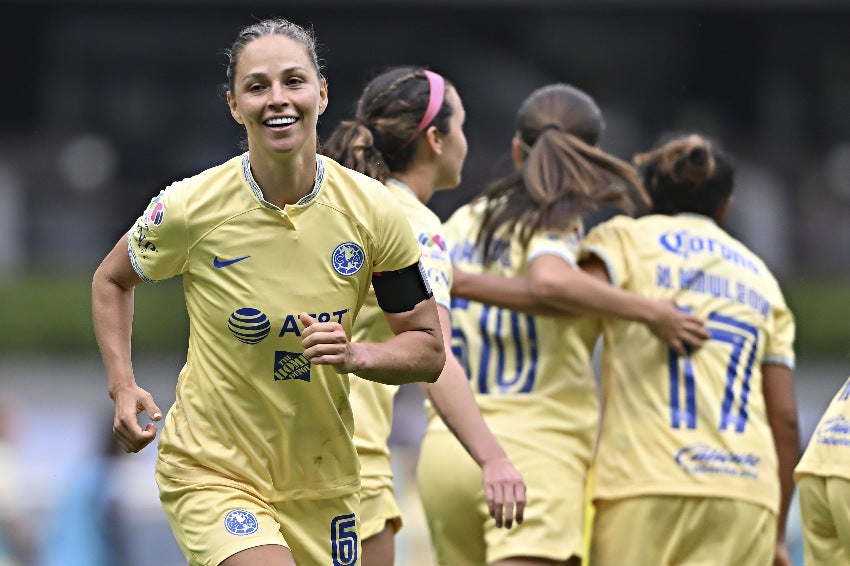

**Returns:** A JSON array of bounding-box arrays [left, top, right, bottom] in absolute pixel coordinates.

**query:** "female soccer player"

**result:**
[[417, 83, 708, 566], [91, 18, 444, 566], [795, 374, 850, 565], [581, 134, 799, 566], [323, 66, 526, 566]]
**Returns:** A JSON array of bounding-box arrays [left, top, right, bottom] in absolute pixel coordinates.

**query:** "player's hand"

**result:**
[[300, 313, 356, 373], [647, 298, 710, 356], [481, 456, 526, 529], [111, 384, 162, 453], [773, 542, 792, 566]]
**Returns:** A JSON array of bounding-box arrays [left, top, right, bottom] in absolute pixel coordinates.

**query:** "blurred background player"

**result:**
[[0, 399, 29, 566], [37, 415, 128, 566], [794, 373, 850, 565], [418, 83, 707, 566], [581, 133, 799, 566], [323, 65, 526, 566], [91, 17, 444, 566]]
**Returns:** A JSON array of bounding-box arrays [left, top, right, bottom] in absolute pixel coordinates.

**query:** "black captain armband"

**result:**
[[372, 261, 434, 313]]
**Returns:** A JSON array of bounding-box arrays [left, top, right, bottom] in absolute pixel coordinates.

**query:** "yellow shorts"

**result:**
[[155, 465, 360, 566], [797, 474, 850, 565], [591, 495, 775, 566], [417, 429, 588, 564], [359, 484, 403, 541]]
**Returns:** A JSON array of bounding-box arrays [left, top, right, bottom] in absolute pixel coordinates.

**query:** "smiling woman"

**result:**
[[90, 17, 445, 566], [223, 24, 328, 207]]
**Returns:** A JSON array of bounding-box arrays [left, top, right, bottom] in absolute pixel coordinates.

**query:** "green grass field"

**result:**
[[0, 274, 845, 358]]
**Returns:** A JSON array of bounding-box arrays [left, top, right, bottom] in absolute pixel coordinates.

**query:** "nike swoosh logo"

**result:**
[[213, 255, 251, 268]]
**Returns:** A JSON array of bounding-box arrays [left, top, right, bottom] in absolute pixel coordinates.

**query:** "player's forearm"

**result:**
[[452, 270, 559, 316], [531, 266, 655, 323], [772, 425, 798, 545], [351, 330, 444, 385], [421, 354, 508, 467], [771, 410, 800, 544], [763, 364, 800, 544], [92, 271, 138, 397]]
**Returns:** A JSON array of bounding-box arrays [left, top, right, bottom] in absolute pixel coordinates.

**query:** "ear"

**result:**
[[423, 125, 442, 156], [511, 135, 524, 168], [226, 91, 244, 125], [318, 78, 329, 116]]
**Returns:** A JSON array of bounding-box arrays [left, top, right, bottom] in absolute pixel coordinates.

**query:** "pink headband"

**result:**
[[399, 70, 446, 150]]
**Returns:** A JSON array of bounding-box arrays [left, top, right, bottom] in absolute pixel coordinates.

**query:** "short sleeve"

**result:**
[[579, 219, 631, 289], [527, 219, 583, 269], [127, 183, 189, 282], [417, 228, 452, 310], [370, 188, 422, 273], [764, 295, 796, 370]]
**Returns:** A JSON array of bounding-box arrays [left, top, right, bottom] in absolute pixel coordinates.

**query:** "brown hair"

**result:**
[[322, 66, 454, 182], [635, 133, 734, 217], [224, 18, 323, 94], [476, 83, 648, 264]]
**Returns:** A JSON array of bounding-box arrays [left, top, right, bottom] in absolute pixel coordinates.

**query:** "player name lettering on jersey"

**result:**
[[655, 264, 770, 319]]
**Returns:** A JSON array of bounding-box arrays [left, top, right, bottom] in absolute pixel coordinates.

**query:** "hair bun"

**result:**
[[634, 134, 715, 186], [688, 146, 707, 166]]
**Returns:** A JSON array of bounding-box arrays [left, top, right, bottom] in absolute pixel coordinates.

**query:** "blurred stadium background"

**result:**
[[1, 0, 849, 564]]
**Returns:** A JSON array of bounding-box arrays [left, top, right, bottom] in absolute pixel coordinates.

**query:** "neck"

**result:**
[[248, 150, 317, 208], [390, 167, 436, 205]]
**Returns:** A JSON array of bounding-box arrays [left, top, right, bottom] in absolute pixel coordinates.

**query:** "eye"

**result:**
[[286, 76, 305, 87], [247, 83, 266, 93]]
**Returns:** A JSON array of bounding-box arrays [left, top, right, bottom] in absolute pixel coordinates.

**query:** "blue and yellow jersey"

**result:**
[[580, 213, 796, 514], [795, 375, 850, 482], [430, 199, 600, 457], [350, 178, 453, 492], [128, 153, 421, 501]]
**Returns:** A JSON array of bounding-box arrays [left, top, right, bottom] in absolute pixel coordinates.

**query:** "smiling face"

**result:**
[[226, 34, 328, 160]]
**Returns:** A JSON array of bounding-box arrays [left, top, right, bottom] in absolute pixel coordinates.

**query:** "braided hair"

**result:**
[[323, 66, 454, 182]]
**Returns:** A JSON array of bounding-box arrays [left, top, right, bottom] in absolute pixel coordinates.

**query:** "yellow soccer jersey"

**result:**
[[350, 178, 453, 491], [795, 376, 850, 482], [428, 200, 600, 457], [580, 213, 796, 514], [128, 153, 421, 501]]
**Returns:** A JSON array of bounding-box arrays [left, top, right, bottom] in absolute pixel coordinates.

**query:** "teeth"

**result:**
[[265, 117, 296, 126]]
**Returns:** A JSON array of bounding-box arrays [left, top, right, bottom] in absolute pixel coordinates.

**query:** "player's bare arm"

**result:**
[[92, 236, 162, 453], [421, 305, 526, 528], [301, 297, 444, 385]]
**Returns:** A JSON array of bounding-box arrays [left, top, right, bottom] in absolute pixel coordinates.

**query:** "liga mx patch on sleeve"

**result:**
[[143, 191, 166, 227], [273, 351, 311, 382]]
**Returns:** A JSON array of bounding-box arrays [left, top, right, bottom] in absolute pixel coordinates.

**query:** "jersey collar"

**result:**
[[241, 152, 325, 209], [674, 212, 717, 225], [385, 177, 417, 197]]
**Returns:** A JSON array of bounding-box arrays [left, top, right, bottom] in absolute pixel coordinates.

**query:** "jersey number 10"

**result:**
[[451, 299, 538, 395]]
